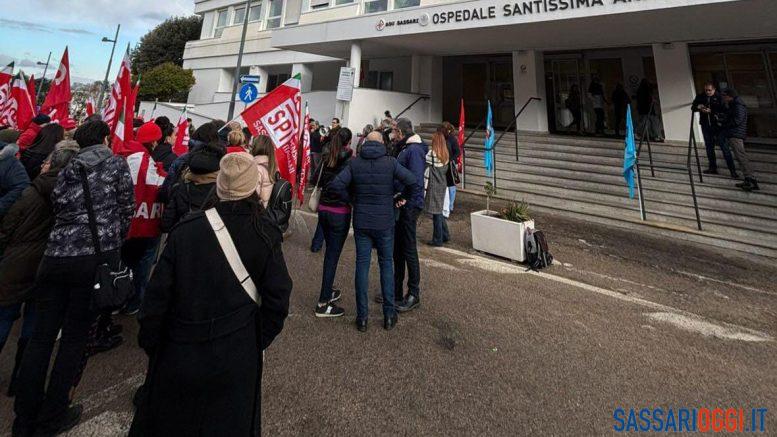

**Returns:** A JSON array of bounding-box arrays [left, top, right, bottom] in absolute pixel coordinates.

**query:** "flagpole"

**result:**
[[98, 24, 121, 113], [34, 51, 51, 104], [227, 0, 252, 121]]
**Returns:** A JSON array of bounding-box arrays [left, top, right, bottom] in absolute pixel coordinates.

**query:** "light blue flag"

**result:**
[[484, 100, 494, 177], [623, 105, 637, 199]]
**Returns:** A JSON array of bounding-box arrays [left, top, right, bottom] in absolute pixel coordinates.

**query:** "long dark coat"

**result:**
[[131, 200, 293, 436], [0, 171, 58, 305]]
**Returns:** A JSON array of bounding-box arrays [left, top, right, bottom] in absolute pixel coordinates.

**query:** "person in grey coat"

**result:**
[[424, 131, 450, 247]]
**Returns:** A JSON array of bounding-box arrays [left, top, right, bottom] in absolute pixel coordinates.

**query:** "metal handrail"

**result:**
[[493, 97, 542, 162], [634, 105, 703, 231], [459, 96, 541, 192], [394, 95, 429, 119]]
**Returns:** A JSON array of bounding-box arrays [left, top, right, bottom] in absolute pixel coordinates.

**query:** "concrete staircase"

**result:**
[[418, 124, 777, 258]]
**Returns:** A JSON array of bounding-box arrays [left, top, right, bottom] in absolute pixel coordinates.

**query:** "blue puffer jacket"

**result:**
[[396, 134, 428, 210], [330, 141, 416, 231], [0, 142, 31, 220], [721, 96, 748, 140]]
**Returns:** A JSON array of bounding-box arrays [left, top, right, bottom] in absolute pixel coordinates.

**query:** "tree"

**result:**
[[132, 16, 202, 75], [139, 63, 195, 103]]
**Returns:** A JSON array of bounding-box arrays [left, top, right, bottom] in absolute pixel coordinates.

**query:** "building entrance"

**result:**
[[544, 47, 660, 138], [443, 55, 514, 129], [691, 42, 777, 144]]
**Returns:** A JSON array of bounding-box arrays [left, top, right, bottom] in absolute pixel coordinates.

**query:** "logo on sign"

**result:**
[[376, 19, 386, 31], [260, 98, 300, 149]]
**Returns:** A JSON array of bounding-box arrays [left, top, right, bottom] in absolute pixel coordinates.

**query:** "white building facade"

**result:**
[[182, 0, 777, 144]]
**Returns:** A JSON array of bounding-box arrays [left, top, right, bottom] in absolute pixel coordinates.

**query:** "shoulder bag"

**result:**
[[205, 208, 261, 306], [80, 167, 134, 311], [307, 162, 325, 212]]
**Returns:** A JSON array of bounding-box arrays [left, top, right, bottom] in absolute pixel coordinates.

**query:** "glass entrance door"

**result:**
[[547, 59, 583, 133], [692, 48, 777, 142]]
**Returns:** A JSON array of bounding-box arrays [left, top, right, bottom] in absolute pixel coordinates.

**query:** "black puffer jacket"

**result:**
[[160, 176, 218, 233], [721, 96, 748, 140], [151, 142, 177, 172], [46, 144, 134, 257], [316, 149, 352, 208], [330, 141, 416, 231], [0, 171, 58, 305]]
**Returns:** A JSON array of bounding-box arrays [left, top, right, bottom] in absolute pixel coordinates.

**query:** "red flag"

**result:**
[[10, 73, 36, 130], [41, 48, 71, 122], [0, 63, 14, 127], [240, 75, 302, 187], [104, 49, 132, 133], [27, 75, 36, 111], [126, 151, 166, 239], [111, 78, 138, 155], [297, 103, 311, 202], [86, 97, 95, 117], [173, 108, 189, 156], [457, 98, 465, 172]]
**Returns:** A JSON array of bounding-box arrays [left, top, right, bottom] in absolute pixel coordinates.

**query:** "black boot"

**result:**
[[7, 337, 29, 397]]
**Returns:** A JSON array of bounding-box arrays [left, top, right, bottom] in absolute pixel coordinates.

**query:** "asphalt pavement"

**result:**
[[1, 192, 775, 435]]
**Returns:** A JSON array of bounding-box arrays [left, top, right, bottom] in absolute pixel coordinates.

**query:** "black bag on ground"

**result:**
[[79, 167, 134, 311], [525, 228, 554, 271], [265, 171, 293, 233]]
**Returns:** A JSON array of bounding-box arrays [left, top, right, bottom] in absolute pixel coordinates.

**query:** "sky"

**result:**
[[0, 0, 194, 84]]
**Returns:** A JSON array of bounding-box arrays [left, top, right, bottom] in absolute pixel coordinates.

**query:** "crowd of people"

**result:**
[[0, 105, 462, 434], [306, 116, 460, 328]]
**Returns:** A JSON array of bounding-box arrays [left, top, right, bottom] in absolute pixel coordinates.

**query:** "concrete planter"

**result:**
[[470, 210, 534, 262]]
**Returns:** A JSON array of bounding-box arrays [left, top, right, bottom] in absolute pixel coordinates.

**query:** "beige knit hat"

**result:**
[[217, 152, 261, 201]]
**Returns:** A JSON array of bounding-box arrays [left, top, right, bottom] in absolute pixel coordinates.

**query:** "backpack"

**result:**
[[265, 171, 292, 233], [525, 229, 553, 271]]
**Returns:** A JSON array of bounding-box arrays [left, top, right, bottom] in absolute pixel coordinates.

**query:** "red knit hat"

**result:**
[[135, 122, 162, 144]]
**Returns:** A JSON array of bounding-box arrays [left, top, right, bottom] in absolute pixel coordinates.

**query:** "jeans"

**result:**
[[122, 237, 160, 311], [309, 152, 322, 183], [318, 211, 351, 303], [701, 126, 736, 173], [448, 186, 457, 212], [0, 302, 36, 353], [311, 222, 325, 251], [394, 206, 421, 300], [14, 251, 118, 431], [432, 214, 450, 246], [354, 228, 396, 320]]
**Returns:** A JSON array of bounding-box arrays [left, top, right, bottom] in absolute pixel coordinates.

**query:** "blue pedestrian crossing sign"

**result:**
[[240, 83, 258, 103]]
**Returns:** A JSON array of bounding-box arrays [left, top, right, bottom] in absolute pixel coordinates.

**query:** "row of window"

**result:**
[[305, 0, 418, 12], [213, 1, 284, 38], [211, 0, 421, 38]]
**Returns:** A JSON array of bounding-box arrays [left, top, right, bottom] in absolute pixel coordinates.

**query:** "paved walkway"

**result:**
[[1, 193, 774, 435]]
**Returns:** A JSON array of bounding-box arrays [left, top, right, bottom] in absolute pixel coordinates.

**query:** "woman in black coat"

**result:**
[[20, 124, 65, 180], [0, 145, 78, 396], [131, 152, 293, 436]]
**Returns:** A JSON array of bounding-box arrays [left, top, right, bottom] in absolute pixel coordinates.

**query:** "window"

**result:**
[[335, 0, 354, 4], [393, 0, 419, 8], [249, 3, 263, 21], [233, 6, 246, 25], [214, 9, 229, 37], [267, 73, 291, 91], [309, 0, 330, 9], [364, 0, 387, 13], [364, 71, 393, 91], [266, 0, 283, 28]]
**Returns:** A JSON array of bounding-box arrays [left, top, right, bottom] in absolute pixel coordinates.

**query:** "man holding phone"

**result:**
[[692, 82, 737, 177]]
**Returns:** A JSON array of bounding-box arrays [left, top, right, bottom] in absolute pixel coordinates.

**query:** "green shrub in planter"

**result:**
[[500, 200, 531, 223]]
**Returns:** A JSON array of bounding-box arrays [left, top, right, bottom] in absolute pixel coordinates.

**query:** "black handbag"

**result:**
[[446, 161, 461, 187], [79, 167, 134, 311]]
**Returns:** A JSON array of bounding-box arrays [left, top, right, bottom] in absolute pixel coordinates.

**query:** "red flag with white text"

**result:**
[[297, 103, 311, 202], [240, 75, 301, 187], [41, 48, 72, 123], [173, 108, 189, 156]]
